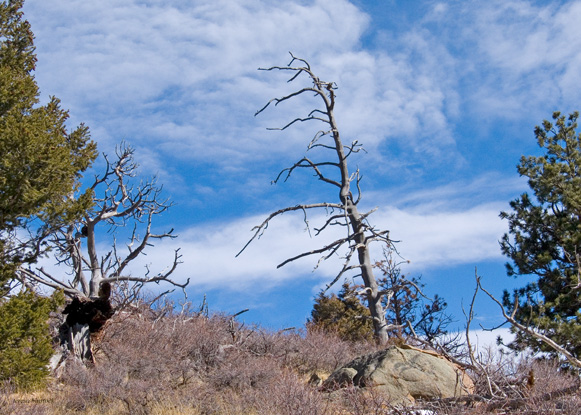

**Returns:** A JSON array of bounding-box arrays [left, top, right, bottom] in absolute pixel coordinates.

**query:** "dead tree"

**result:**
[[238, 54, 394, 344], [18, 145, 188, 361]]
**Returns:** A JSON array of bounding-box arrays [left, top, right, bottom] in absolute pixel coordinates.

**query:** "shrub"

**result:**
[[0, 290, 64, 390], [308, 281, 374, 343], [7, 301, 581, 415]]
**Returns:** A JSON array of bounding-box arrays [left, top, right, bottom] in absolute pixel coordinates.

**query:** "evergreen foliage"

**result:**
[[0, 0, 97, 291], [309, 252, 451, 344], [374, 249, 451, 341], [0, 0, 96, 390], [308, 282, 374, 342], [501, 111, 581, 358], [0, 289, 64, 389]]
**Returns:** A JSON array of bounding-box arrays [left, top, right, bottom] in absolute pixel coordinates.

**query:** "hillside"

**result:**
[[2, 302, 580, 415]]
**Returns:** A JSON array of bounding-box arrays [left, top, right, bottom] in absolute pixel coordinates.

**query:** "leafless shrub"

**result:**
[[54, 306, 231, 414], [279, 328, 378, 375], [208, 350, 280, 392], [215, 321, 376, 375], [33, 297, 581, 415], [425, 351, 581, 414], [464, 345, 524, 400], [0, 402, 52, 415], [254, 371, 330, 415], [98, 306, 233, 377], [48, 304, 377, 414], [336, 386, 394, 415], [483, 358, 581, 414], [59, 351, 212, 415], [0, 382, 54, 415]]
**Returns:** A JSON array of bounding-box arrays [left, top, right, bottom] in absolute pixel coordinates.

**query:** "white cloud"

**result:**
[[21, 0, 554, 300], [466, 327, 515, 354], [471, 1, 581, 74], [379, 203, 507, 269], [16, 0, 580, 333], [23, 0, 459, 173], [123, 182, 510, 292], [22, 0, 581, 179], [24, 0, 368, 127], [453, 0, 581, 119], [321, 46, 457, 157], [32, 195, 506, 307]]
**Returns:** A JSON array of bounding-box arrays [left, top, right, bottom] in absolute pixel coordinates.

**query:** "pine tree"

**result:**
[[308, 282, 374, 342], [501, 111, 581, 358], [0, 0, 96, 389], [0, 290, 64, 389], [0, 0, 97, 291]]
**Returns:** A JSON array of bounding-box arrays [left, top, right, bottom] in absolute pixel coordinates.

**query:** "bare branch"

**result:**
[[255, 87, 322, 117], [314, 213, 349, 236], [17, 267, 84, 298], [267, 115, 330, 131], [324, 252, 361, 292], [241, 55, 393, 343], [19, 144, 188, 301], [273, 157, 341, 187], [277, 234, 352, 269], [462, 269, 497, 398], [236, 202, 343, 257], [478, 278, 581, 368]]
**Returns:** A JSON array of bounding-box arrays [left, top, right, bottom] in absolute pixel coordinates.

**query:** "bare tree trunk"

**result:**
[[349, 201, 389, 343], [67, 323, 93, 362], [238, 54, 392, 344]]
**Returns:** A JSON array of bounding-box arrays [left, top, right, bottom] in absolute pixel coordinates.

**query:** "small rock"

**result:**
[[307, 370, 330, 387], [321, 367, 357, 390]]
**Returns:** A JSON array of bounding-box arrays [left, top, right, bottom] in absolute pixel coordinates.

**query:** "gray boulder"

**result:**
[[322, 345, 473, 405]]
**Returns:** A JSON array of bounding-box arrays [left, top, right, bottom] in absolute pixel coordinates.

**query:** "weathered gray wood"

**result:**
[[17, 146, 188, 303], [238, 54, 393, 343], [68, 323, 93, 362]]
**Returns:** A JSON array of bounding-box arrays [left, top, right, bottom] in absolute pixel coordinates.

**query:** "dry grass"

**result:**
[[3, 305, 580, 414]]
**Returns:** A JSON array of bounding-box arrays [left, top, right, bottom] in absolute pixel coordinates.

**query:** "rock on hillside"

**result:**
[[322, 345, 473, 405]]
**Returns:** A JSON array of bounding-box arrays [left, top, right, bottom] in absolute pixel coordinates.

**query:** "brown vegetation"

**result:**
[[2, 303, 580, 415]]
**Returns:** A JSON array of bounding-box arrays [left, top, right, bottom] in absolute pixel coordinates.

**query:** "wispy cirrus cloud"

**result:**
[[125, 181, 509, 292], [24, 0, 581, 176], [25, 0, 369, 157], [448, 0, 581, 120], [23, 0, 461, 175]]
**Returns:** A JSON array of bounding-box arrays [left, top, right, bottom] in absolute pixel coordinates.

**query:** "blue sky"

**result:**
[[23, 0, 581, 331]]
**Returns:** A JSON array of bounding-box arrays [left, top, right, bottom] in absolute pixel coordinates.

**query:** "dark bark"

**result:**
[[60, 282, 114, 362]]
